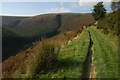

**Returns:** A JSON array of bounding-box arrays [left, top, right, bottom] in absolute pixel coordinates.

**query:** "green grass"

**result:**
[[37, 30, 90, 78], [88, 26, 118, 78]]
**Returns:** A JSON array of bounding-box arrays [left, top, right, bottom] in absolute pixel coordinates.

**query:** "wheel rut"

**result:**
[[81, 31, 93, 78]]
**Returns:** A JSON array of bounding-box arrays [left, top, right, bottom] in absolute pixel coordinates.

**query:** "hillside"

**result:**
[[97, 10, 120, 35], [2, 28, 27, 61], [2, 26, 118, 78], [2, 13, 95, 61], [12, 14, 61, 38], [2, 16, 28, 28], [3, 13, 95, 39], [59, 13, 94, 32], [2, 28, 83, 78]]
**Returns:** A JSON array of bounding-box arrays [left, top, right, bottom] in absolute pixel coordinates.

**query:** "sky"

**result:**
[[1, 0, 112, 16]]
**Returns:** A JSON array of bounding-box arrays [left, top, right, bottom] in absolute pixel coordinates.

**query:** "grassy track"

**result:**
[[88, 26, 118, 78], [38, 30, 90, 78], [29, 26, 118, 78]]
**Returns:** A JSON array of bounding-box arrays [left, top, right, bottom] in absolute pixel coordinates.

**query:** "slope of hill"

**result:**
[[12, 14, 61, 38], [2, 13, 95, 61], [2, 28, 83, 78], [2, 28, 27, 61], [59, 13, 95, 32], [97, 10, 120, 35], [2, 26, 118, 78], [2, 16, 28, 28], [3, 13, 95, 39]]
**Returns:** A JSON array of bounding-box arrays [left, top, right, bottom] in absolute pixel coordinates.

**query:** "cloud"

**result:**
[[45, 7, 71, 13], [69, 0, 112, 13], [79, 0, 111, 3], [78, 0, 112, 10], [70, 2, 80, 8], [70, 0, 111, 9]]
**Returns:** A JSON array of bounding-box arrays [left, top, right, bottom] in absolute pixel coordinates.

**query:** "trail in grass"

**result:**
[[38, 30, 90, 78], [88, 26, 118, 78], [37, 26, 118, 78], [81, 31, 93, 78]]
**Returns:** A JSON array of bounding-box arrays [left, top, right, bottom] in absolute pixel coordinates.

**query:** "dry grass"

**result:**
[[2, 28, 83, 78], [22, 41, 60, 77]]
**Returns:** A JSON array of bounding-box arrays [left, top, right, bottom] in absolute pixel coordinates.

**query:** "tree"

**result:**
[[92, 2, 106, 20], [111, 0, 120, 11]]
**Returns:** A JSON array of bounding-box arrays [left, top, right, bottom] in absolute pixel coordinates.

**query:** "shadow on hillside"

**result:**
[[2, 28, 60, 62]]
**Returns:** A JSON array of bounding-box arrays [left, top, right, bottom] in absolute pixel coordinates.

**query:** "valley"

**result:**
[[2, 13, 95, 61]]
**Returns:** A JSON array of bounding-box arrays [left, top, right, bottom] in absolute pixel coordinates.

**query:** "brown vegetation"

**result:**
[[2, 28, 83, 78], [2, 13, 95, 61]]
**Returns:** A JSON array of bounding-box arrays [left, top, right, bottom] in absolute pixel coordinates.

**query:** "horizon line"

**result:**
[[1, 12, 93, 17]]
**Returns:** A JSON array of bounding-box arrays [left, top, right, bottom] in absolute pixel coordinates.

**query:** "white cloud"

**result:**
[[78, 0, 112, 10], [68, 0, 112, 13], [79, 0, 112, 3], [69, 0, 112, 9], [78, 1, 97, 10], [45, 7, 71, 13]]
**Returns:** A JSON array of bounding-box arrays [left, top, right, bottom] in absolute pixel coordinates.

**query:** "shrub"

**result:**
[[97, 10, 120, 35], [22, 41, 60, 77], [35, 41, 58, 72]]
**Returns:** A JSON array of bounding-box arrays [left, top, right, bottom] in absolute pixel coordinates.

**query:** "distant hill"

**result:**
[[2, 16, 28, 28], [59, 13, 95, 32], [13, 14, 61, 39], [2, 13, 95, 61], [3, 13, 95, 40]]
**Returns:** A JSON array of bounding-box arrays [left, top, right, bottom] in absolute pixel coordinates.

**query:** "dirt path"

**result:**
[[81, 31, 93, 78]]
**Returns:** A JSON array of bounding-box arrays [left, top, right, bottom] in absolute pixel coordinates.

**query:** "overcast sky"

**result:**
[[1, 0, 112, 16]]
